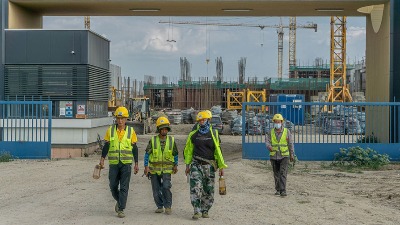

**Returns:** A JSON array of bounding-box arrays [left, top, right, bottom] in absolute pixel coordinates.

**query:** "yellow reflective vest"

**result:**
[[108, 125, 134, 165], [149, 135, 175, 175], [184, 128, 227, 169], [270, 128, 289, 157]]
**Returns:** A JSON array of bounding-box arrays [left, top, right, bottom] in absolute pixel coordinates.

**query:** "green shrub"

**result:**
[[357, 135, 379, 143], [0, 151, 13, 162], [332, 146, 389, 169]]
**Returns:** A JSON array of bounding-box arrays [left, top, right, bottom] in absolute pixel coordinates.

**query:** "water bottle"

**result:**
[[93, 164, 101, 179], [219, 176, 226, 195]]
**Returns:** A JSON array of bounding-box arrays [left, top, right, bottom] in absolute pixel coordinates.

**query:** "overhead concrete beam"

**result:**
[[9, 1, 41, 28]]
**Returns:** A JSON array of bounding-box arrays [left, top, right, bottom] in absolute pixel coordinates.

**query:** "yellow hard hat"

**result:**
[[196, 111, 211, 121], [272, 113, 284, 121], [156, 116, 171, 131], [205, 110, 213, 118], [114, 106, 129, 118]]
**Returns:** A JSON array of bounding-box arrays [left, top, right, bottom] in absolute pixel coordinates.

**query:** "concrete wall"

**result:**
[[51, 117, 113, 158], [51, 117, 112, 144]]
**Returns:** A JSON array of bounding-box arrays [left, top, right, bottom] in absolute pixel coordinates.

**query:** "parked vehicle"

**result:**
[[211, 116, 224, 134]]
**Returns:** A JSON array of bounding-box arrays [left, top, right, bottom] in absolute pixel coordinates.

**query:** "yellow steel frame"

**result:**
[[227, 89, 246, 110], [246, 89, 266, 111], [327, 16, 353, 104]]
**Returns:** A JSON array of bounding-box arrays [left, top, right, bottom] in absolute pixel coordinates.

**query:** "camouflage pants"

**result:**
[[189, 162, 215, 214]]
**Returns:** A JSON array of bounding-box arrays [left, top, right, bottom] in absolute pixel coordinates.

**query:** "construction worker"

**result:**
[[99, 106, 139, 218], [184, 110, 227, 220], [143, 116, 178, 215], [265, 113, 295, 197]]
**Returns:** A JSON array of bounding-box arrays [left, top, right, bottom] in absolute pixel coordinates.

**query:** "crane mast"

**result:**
[[84, 16, 90, 29], [327, 16, 352, 104]]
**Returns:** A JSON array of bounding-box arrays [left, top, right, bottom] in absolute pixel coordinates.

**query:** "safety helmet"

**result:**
[[272, 113, 284, 121], [205, 110, 213, 118], [156, 116, 171, 131], [114, 106, 129, 118], [196, 111, 212, 121]]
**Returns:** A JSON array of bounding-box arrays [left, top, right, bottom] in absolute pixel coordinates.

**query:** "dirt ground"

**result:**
[[1, 124, 400, 225]]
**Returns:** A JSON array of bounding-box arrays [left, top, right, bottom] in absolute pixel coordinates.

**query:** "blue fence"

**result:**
[[0, 101, 52, 159], [240, 102, 400, 161]]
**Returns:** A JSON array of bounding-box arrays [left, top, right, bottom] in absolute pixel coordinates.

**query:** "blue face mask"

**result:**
[[274, 123, 282, 129]]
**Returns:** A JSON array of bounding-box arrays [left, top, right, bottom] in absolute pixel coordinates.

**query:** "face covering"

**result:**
[[274, 123, 282, 129]]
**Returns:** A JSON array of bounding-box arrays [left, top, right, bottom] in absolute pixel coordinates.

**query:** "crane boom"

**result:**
[[159, 19, 317, 78]]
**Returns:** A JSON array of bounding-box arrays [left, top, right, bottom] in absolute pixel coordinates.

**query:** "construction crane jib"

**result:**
[[159, 18, 317, 79]]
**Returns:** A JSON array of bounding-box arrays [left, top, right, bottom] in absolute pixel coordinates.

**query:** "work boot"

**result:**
[[280, 191, 287, 197], [202, 212, 209, 218], [155, 208, 164, 213], [192, 212, 202, 220], [165, 208, 172, 215], [117, 211, 125, 218], [274, 191, 280, 196]]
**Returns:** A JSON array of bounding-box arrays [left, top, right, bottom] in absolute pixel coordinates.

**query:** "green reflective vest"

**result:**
[[108, 125, 134, 165], [270, 128, 289, 157], [149, 135, 175, 175], [184, 128, 227, 169]]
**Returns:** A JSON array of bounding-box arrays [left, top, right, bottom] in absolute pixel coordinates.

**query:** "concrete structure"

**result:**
[[0, 0, 399, 143]]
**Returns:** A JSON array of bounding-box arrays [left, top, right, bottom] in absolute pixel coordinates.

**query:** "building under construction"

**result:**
[[144, 77, 330, 110]]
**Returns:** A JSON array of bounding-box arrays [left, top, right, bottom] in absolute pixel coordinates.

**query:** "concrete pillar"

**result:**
[[366, 2, 390, 102]]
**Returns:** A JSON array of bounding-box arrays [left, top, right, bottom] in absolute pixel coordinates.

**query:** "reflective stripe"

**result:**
[[108, 157, 118, 160], [127, 126, 131, 139], [111, 124, 116, 138], [119, 150, 132, 154], [150, 161, 175, 165], [168, 136, 172, 150]]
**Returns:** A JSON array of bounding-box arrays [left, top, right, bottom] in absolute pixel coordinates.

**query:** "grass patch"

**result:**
[[0, 151, 13, 162]]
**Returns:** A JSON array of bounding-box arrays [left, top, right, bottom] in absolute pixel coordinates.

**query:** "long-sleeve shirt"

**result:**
[[265, 128, 294, 160], [144, 135, 179, 166]]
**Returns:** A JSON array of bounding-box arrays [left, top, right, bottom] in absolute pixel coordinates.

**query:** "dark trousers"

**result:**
[[270, 157, 289, 193], [109, 163, 132, 210], [150, 173, 172, 209]]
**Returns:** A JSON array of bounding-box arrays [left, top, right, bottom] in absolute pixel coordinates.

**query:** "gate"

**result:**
[[241, 102, 400, 161], [0, 101, 52, 159]]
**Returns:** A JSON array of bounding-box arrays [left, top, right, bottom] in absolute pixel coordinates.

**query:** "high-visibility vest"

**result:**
[[184, 128, 228, 169], [108, 125, 134, 165], [270, 128, 289, 157], [149, 135, 175, 175]]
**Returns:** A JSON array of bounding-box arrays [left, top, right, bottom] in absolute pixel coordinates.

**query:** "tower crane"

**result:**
[[159, 18, 317, 79], [326, 16, 352, 104], [84, 16, 90, 29]]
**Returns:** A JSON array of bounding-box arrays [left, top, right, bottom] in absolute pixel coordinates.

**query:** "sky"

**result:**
[[43, 16, 366, 83]]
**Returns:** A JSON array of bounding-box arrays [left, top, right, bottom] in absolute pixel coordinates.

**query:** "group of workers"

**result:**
[[99, 106, 294, 219]]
